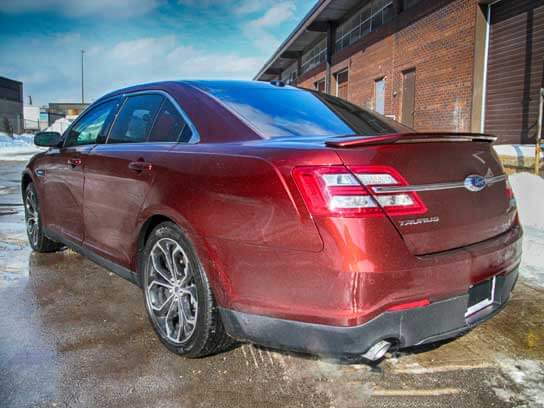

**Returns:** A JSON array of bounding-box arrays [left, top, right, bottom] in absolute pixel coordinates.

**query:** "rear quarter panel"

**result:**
[[134, 143, 340, 308]]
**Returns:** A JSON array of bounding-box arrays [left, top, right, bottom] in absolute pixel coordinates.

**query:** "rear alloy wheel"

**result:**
[[24, 183, 63, 253], [25, 186, 40, 248], [142, 222, 233, 357], [146, 238, 198, 344]]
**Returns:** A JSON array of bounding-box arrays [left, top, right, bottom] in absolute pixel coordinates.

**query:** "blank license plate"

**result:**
[[465, 277, 496, 317]]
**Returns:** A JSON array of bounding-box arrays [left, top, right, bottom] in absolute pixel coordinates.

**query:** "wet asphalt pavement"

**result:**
[[0, 159, 543, 408]]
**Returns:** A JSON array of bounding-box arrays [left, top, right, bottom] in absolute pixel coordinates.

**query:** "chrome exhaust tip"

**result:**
[[362, 340, 392, 362]]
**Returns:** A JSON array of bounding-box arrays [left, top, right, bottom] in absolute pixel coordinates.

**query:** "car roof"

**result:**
[[179, 79, 298, 92], [91, 80, 307, 144], [97, 79, 298, 101]]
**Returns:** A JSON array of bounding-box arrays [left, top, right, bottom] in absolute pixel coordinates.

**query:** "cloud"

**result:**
[[102, 35, 263, 78], [243, 1, 296, 51], [177, 0, 232, 6], [176, 0, 272, 15], [246, 1, 295, 29], [232, 0, 269, 15], [0, 32, 265, 106], [0, 0, 162, 18]]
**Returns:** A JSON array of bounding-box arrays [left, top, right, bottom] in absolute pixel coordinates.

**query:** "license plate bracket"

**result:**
[[465, 277, 496, 317]]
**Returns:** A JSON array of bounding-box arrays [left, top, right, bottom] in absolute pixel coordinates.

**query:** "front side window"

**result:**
[[148, 99, 190, 142], [108, 94, 163, 144], [202, 85, 412, 139], [64, 100, 117, 147]]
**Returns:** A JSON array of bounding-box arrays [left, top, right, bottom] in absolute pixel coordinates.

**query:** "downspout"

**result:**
[[480, 4, 491, 132], [325, 21, 334, 94]]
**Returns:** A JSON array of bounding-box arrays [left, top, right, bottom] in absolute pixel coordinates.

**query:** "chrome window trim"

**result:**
[[105, 89, 200, 144], [372, 174, 506, 194]]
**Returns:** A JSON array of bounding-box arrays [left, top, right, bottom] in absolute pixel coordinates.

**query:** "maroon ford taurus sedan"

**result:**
[[22, 80, 522, 361]]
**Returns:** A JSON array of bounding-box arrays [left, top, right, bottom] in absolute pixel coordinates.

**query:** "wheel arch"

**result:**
[[21, 170, 34, 201], [136, 214, 174, 255], [134, 209, 231, 306]]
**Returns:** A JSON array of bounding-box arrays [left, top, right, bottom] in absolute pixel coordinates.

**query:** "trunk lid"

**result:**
[[333, 134, 517, 255]]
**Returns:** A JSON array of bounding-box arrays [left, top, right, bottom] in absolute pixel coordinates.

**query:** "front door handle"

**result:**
[[67, 158, 82, 167], [128, 161, 153, 172]]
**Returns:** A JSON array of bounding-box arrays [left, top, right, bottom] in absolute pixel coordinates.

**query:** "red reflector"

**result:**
[[386, 299, 430, 312]]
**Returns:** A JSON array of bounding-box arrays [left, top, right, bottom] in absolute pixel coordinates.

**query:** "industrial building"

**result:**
[[255, 0, 543, 145], [0, 76, 24, 134]]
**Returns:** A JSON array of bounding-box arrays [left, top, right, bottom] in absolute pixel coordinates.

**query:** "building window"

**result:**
[[315, 79, 326, 92], [281, 63, 298, 85], [288, 70, 297, 85], [335, 70, 349, 100], [301, 38, 327, 74], [374, 78, 385, 114], [403, 0, 422, 10], [335, 0, 394, 52]]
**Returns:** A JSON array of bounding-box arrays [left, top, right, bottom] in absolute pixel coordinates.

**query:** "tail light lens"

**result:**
[[292, 165, 427, 218], [505, 178, 514, 198], [505, 178, 517, 208]]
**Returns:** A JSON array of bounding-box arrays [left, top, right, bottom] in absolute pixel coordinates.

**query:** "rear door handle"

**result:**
[[128, 161, 153, 172], [67, 158, 82, 167]]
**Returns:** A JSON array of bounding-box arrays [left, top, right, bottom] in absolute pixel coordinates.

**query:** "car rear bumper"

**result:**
[[220, 267, 518, 357]]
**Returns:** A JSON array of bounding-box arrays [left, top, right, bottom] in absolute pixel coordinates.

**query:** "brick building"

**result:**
[[255, 0, 544, 145]]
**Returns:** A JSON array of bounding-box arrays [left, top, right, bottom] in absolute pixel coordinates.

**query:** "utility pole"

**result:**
[[81, 49, 85, 104]]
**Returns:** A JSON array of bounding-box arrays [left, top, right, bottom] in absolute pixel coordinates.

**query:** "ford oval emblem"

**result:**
[[464, 175, 487, 192]]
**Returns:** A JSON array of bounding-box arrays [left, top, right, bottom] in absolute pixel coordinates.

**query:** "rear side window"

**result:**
[[64, 100, 117, 147], [108, 94, 163, 144], [148, 99, 190, 142]]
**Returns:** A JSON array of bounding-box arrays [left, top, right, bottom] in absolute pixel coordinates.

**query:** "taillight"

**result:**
[[505, 178, 517, 208], [292, 165, 427, 218], [505, 178, 514, 198]]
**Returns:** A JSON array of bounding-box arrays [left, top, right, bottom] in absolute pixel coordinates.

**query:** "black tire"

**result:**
[[24, 183, 64, 253], [142, 221, 233, 357]]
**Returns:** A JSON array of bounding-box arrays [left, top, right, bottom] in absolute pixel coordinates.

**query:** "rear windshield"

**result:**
[[203, 86, 412, 138]]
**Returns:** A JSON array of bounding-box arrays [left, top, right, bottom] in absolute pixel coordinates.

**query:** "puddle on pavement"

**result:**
[[0, 161, 542, 407], [0, 211, 32, 288]]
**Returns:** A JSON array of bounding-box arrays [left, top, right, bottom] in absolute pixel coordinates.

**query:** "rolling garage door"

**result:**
[[485, 0, 544, 144]]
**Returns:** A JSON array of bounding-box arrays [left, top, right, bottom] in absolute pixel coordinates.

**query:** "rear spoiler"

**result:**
[[325, 133, 497, 148]]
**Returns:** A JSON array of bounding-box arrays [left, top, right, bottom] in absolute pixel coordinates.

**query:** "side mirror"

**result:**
[[34, 131, 63, 147]]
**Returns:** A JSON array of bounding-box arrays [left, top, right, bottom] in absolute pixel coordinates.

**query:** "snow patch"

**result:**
[[520, 227, 544, 289], [0, 132, 44, 161], [493, 355, 544, 407], [494, 144, 538, 159], [508, 172, 544, 288], [509, 172, 544, 231]]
